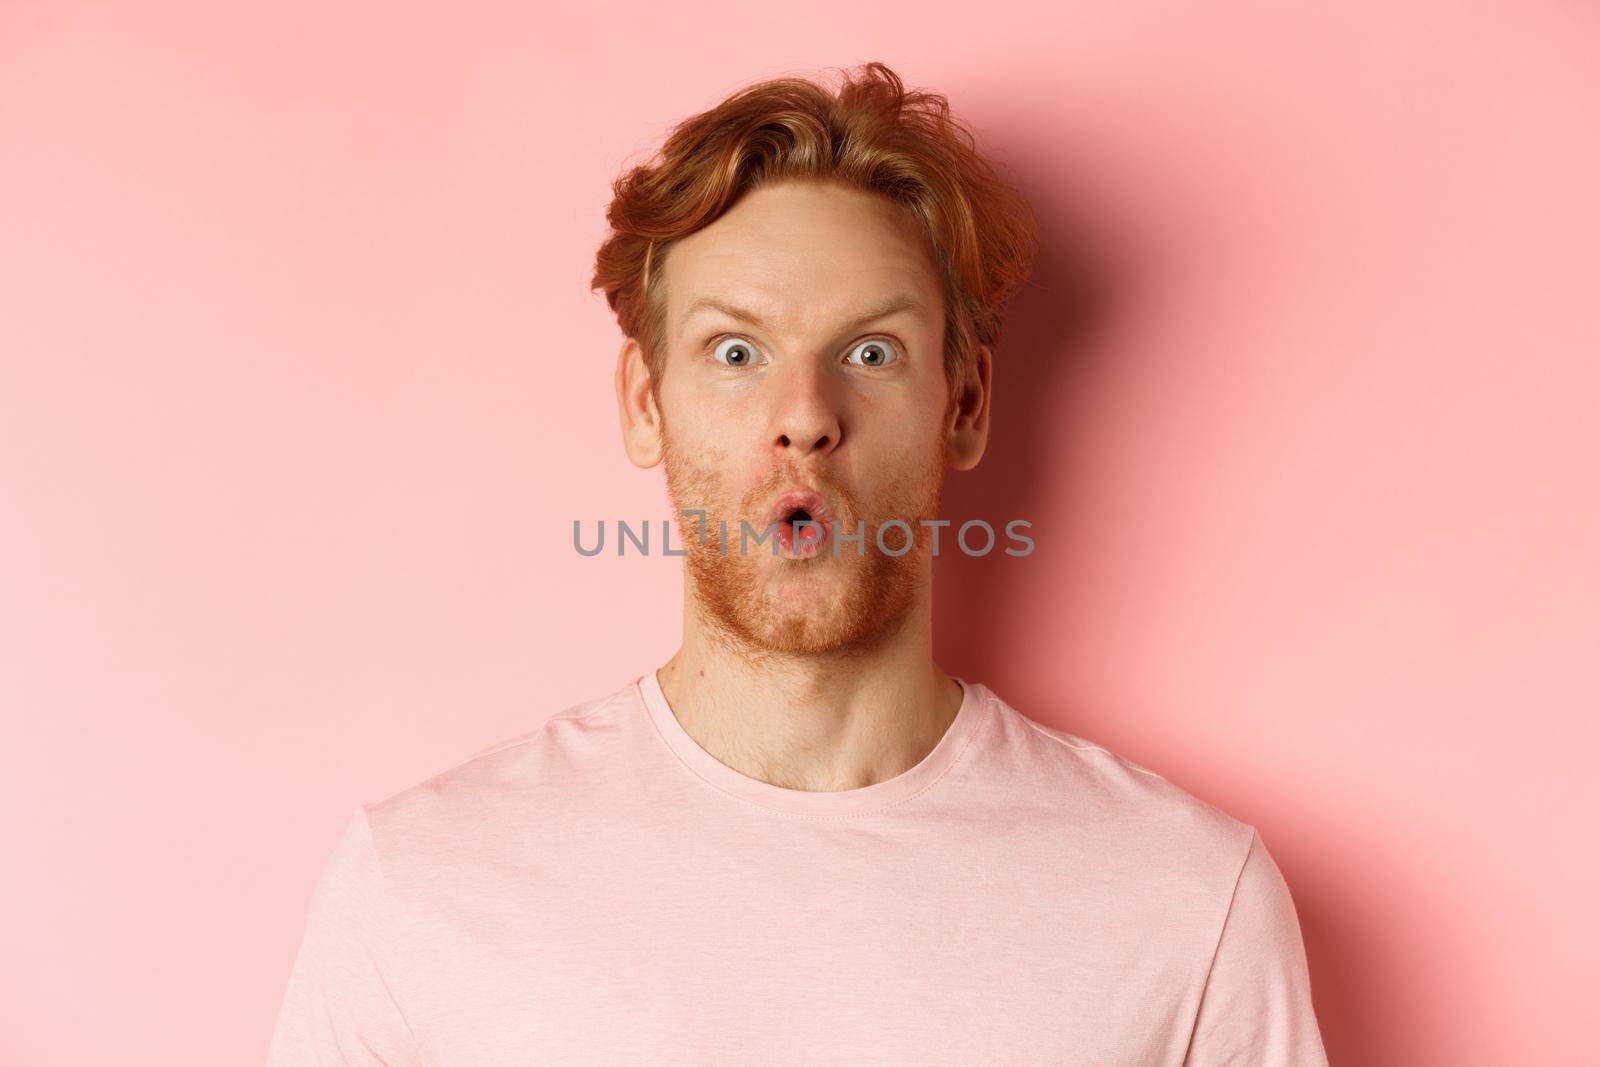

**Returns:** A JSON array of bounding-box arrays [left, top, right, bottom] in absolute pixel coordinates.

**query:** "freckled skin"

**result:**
[[652, 179, 956, 656]]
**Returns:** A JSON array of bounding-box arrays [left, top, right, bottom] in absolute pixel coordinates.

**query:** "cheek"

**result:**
[[662, 422, 757, 509], [866, 402, 946, 464], [662, 393, 767, 484], [666, 411, 736, 472], [661, 370, 755, 439]]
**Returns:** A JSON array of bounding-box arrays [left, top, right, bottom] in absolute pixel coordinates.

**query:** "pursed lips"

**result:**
[[763, 486, 837, 550]]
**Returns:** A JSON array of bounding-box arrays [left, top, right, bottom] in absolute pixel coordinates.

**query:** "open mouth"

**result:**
[[766, 489, 835, 558]]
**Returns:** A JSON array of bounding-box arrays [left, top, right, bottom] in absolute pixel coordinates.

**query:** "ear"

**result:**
[[945, 343, 992, 471], [615, 337, 663, 468]]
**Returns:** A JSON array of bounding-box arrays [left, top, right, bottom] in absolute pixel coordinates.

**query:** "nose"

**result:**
[[769, 358, 843, 459]]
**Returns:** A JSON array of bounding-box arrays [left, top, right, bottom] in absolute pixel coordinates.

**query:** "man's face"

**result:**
[[653, 178, 955, 656]]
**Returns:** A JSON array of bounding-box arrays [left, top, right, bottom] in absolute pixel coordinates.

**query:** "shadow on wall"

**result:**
[[932, 131, 1360, 1067], [933, 131, 1126, 698]]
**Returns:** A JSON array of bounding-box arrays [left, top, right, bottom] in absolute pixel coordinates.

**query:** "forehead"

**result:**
[[662, 179, 944, 333]]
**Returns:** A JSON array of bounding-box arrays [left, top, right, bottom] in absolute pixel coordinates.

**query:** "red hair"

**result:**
[[590, 62, 1040, 394]]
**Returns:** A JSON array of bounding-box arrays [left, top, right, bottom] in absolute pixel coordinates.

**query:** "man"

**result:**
[[267, 62, 1329, 1065]]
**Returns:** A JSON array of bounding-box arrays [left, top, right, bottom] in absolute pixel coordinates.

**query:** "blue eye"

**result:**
[[711, 336, 761, 367], [845, 338, 898, 367]]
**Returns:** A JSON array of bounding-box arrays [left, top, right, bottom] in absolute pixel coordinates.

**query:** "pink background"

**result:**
[[3, 3, 1597, 1064]]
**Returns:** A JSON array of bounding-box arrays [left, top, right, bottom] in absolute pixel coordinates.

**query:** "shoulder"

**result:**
[[980, 685, 1258, 881], [358, 679, 639, 864]]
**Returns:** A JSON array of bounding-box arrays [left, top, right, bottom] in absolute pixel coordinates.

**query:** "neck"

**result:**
[[656, 586, 962, 793]]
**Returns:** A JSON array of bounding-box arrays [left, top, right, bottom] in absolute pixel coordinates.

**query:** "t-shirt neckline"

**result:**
[[635, 668, 988, 818]]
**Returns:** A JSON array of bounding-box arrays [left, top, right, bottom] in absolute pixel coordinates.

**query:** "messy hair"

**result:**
[[589, 61, 1040, 395]]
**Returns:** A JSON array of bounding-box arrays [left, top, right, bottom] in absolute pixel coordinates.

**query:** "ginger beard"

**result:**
[[659, 401, 952, 658]]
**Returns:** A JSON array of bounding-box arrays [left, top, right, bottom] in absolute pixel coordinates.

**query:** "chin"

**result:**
[[689, 536, 921, 655], [744, 615, 872, 656], [752, 587, 904, 655]]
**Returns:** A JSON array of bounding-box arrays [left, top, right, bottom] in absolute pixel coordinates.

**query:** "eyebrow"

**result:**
[[678, 292, 929, 332]]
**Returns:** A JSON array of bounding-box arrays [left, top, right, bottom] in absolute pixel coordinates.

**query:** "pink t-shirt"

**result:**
[[266, 673, 1329, 1065]]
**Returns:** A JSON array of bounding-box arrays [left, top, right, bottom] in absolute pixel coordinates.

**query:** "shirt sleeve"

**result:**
[[265, 805, 425, 1066], [1183, 828, 1330, 1066]]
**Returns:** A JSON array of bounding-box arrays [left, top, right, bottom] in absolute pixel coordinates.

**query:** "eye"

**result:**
[[844, 338, 899, 367], [710, 336, 762, 367]]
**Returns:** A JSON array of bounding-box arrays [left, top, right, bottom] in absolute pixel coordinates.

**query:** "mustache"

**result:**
[[742, 472, 851, 516]]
